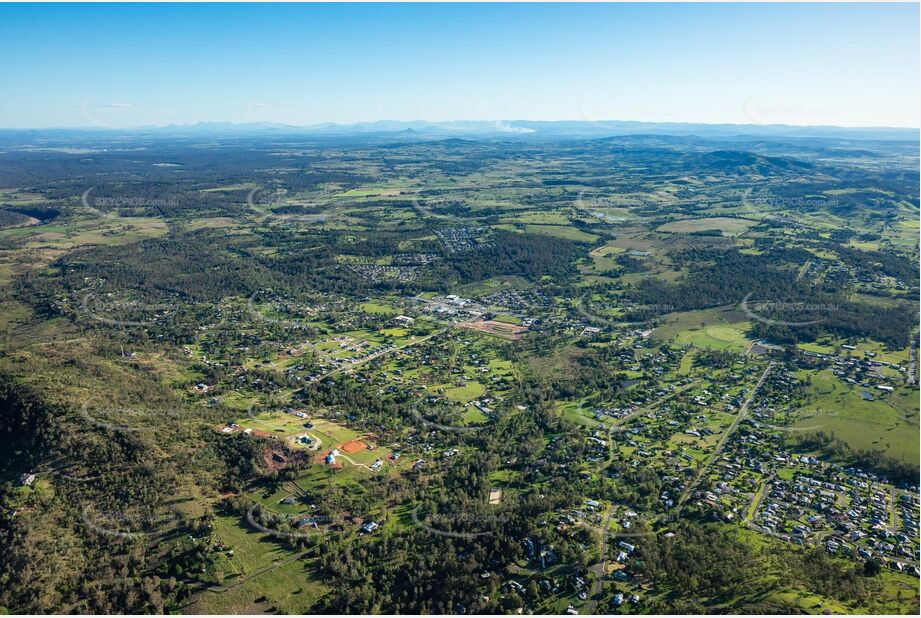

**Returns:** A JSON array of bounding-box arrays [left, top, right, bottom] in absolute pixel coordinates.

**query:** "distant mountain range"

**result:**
[[1, 119, 917, 142]]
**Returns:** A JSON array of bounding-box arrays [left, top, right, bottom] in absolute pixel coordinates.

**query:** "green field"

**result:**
[[675, 324, 752, 351], [794, 369, 919, 464], [186, 516, 329, 614], [657, 217, 756, 236]]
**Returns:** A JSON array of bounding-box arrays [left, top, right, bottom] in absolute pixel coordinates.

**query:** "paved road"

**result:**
[[677, 362, 774, 509], [908, 332, 917, 385], [316, 327, 447, 382], [584, 506, 614, 614], [605, 382, 698, 462]]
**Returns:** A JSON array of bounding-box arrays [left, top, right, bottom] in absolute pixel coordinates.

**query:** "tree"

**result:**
[[863, 558, 881, 577]]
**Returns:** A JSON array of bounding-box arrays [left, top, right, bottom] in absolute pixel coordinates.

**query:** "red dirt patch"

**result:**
[[340, 439, 367, 454], [457, 320, 528, 340]]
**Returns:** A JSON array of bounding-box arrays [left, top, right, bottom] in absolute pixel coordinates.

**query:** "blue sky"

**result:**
[[0, 2, 918, 128]]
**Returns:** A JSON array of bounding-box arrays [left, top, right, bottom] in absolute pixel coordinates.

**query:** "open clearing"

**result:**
[[657, 217, 756, 236], [458, 319, 528, 340]]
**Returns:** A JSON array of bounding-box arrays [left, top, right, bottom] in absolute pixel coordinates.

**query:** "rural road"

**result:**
[[908, 332, 917, 385], [677, 362, 774, 509], [795, 259, 812, 282], [745, 475, 774, 523], [606, 381, 698, 462], [584, 506, 614, 614], [316, 327, 447, 382]]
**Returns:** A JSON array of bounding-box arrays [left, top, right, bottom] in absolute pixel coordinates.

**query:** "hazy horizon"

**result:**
[[3, 117, 920, 132]]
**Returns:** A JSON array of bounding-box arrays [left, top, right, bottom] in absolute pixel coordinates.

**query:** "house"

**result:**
[[295, 516, 318, 528], [522, 537, 535, 557], [361, 521, 379, 534]]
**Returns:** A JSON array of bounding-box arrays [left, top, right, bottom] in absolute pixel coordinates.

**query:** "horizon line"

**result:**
[[1, 118, 918, 132]]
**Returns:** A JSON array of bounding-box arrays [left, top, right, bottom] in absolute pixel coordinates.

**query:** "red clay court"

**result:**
[[340, 439, 368, 454]]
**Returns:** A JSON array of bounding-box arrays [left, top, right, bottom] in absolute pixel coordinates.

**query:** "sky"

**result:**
[[0, 2, 918, 129]]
